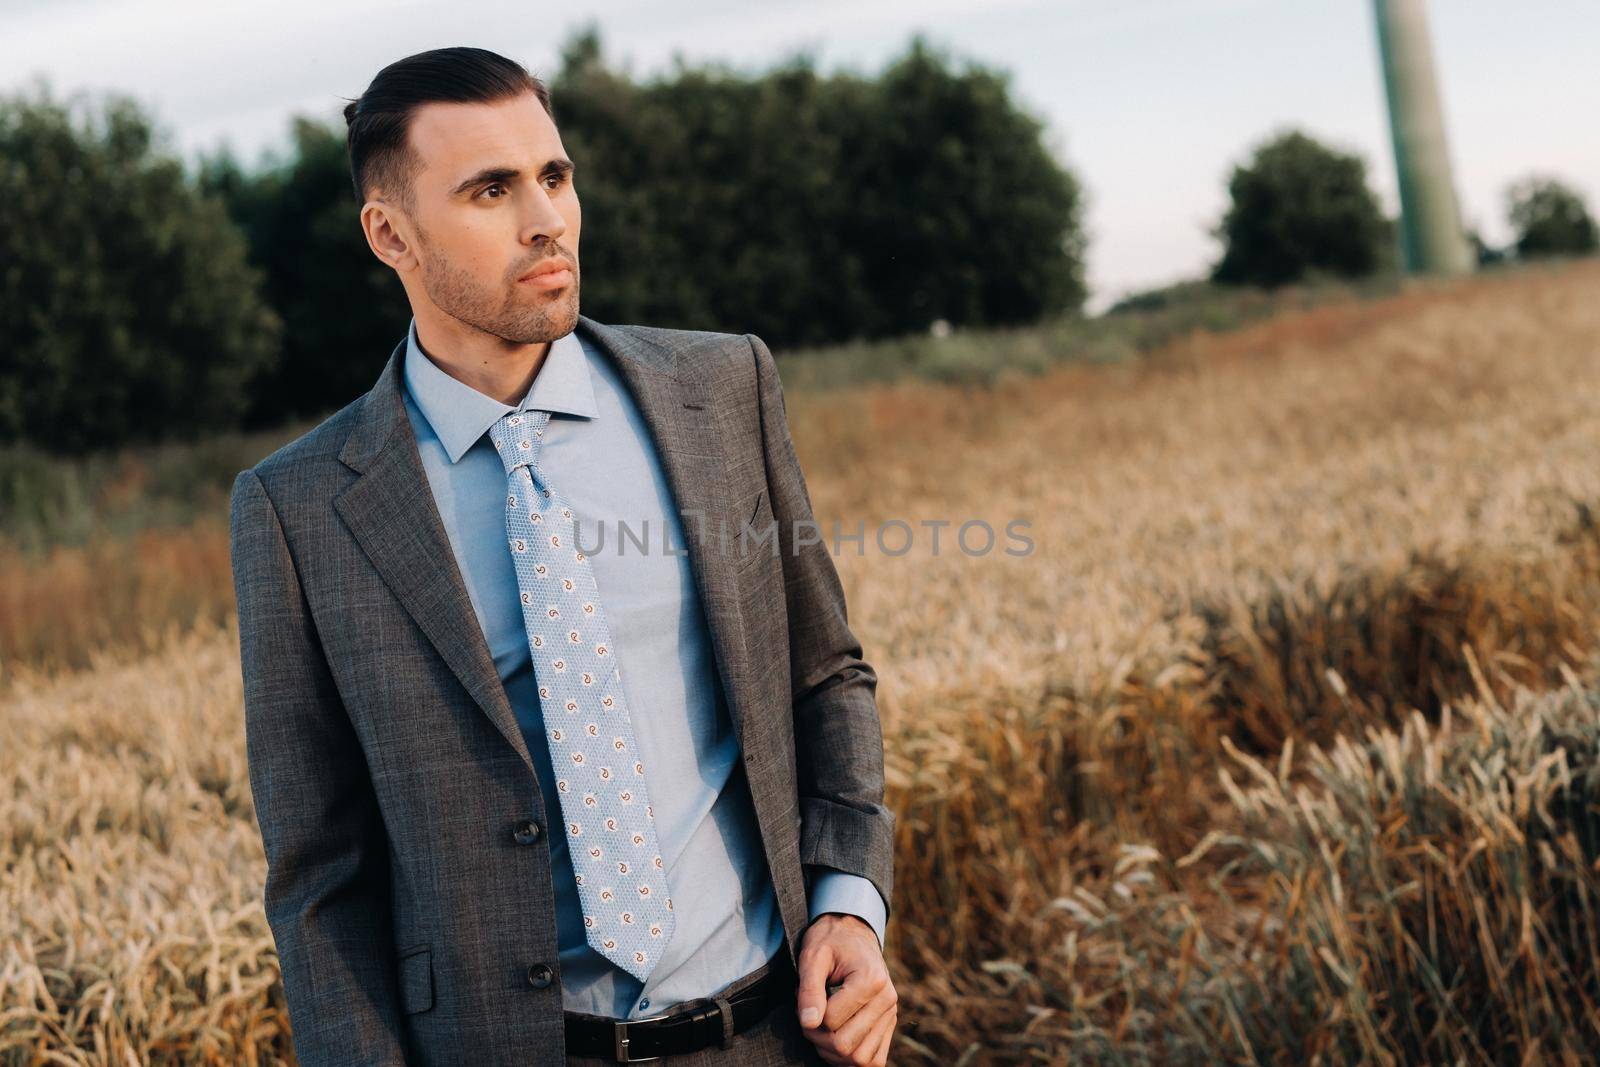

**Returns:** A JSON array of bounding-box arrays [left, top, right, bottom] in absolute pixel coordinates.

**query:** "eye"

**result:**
[[543, 172, 568, 191], [477, 182, 507, 200]]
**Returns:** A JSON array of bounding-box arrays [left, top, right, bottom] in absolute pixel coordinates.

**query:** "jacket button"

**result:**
[[528, 962, 554, 988], [513, 819, 541, 844]]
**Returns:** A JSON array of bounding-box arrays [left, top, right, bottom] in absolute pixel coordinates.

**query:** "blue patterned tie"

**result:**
[[486, 406, 677, 982]]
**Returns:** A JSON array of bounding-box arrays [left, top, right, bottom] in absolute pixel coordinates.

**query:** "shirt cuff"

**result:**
[[804, 866, 887, 949]]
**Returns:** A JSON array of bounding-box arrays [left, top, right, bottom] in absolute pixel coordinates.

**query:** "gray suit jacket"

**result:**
[[228, 317, 894, 1066]]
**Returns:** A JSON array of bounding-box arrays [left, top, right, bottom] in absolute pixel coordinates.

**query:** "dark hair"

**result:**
[[341, 47, 553, 209]]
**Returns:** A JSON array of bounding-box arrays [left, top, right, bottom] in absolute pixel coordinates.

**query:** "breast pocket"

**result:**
[[398, 944, 434, 1014]]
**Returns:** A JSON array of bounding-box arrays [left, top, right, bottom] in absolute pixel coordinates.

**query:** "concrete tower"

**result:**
[[1372, 0, 1474, 274]]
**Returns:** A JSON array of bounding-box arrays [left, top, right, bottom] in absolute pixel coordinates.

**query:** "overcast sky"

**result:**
[[4, 0, 1595, 310]]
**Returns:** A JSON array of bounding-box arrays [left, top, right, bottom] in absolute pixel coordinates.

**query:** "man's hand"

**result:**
[[795, 913, 897, 1066]]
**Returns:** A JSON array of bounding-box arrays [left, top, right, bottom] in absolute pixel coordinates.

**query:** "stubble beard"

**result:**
[[419, 234, 581, 345]]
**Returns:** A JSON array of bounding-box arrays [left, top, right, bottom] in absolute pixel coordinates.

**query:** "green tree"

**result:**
[[1212, 129, 1393, 287], [0, 83, 280, 453], [826, 35, 1086, 338], [1505, 175, 1597, 259], [198, 118, 411, 427], [549, 28, 1085, 346]]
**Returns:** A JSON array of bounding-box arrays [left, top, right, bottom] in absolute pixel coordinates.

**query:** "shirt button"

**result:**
[[639, 998, 650, 1010], [513, 819, 541, 845], [527, 962, 554, 988]]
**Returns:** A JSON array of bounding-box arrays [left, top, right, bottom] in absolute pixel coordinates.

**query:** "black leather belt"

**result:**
[[563, 948, 795, 1062]]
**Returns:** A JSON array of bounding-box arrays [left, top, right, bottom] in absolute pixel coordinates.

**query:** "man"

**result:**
[[228, 47, 896, 1067]]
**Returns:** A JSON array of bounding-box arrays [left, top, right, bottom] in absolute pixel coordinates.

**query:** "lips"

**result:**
[[517, 259, 575, 283]]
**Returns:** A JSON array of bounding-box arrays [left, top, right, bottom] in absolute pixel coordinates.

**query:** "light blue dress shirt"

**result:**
[[399, 317, 886, 1019]]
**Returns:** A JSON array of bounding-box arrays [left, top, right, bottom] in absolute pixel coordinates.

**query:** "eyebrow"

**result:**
[[449, 158, 576, 197]]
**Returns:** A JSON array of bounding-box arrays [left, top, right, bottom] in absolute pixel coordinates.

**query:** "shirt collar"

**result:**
[[402, 316, 598, 464]]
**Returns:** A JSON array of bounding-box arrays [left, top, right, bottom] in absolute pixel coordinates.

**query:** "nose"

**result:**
[[519, 187, 567, 245]]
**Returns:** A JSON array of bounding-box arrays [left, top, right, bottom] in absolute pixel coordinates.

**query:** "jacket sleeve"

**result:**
[[746, 332, 896, 926], [230, 468, 409, 1066]]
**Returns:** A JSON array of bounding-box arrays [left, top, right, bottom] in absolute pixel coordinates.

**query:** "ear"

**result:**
[[361, 199, 418, 273]]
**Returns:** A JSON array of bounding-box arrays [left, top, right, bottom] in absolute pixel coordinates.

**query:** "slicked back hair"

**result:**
[[342, 47, 552, 212]]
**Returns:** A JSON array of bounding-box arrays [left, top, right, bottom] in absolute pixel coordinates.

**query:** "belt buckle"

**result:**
[[613, 1018, 664, 1063]]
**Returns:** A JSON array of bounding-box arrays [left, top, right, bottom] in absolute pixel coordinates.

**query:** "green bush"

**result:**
[[1506, 174, 1598, 259], [197, 119, 411, 429], [539, 29, 1087, 347], [1212, 129, 1394, 288], [0, 84, 280, 454]]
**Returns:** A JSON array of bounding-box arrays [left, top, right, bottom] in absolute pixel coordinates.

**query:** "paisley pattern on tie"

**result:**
[[487, 406, 676, 982]]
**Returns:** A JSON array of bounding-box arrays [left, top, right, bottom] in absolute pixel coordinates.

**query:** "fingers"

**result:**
[[861, 1005, 897, 1065], [804, 979, 898, 1065], [825, 977, 894, 1050], [819, 961, 881, 1033], [795, 940, 836, 1029], [811, 1001, 898, 1066]]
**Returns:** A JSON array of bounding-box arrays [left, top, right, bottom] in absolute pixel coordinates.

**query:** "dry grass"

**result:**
[[4, 260, 1600, 1063], [1, 621, 285, 1063], [0, 518, 236, 678]]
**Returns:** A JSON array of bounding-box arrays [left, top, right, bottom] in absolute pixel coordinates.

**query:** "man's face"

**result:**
[[401, 90, 581, 343]]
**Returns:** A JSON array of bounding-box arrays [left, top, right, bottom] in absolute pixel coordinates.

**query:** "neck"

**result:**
[[412, 312, 554, 407]]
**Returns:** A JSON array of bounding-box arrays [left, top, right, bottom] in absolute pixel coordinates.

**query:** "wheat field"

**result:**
[[5, 260, 1600, 1064]]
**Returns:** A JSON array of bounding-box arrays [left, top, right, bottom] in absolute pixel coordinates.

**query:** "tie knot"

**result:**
[[487, 408, 552, 475]]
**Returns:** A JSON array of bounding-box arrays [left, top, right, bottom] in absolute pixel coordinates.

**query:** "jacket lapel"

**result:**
[[333, 337, 535, 774], [577, 319, 754, 751], [332, 318, 751, 785]]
